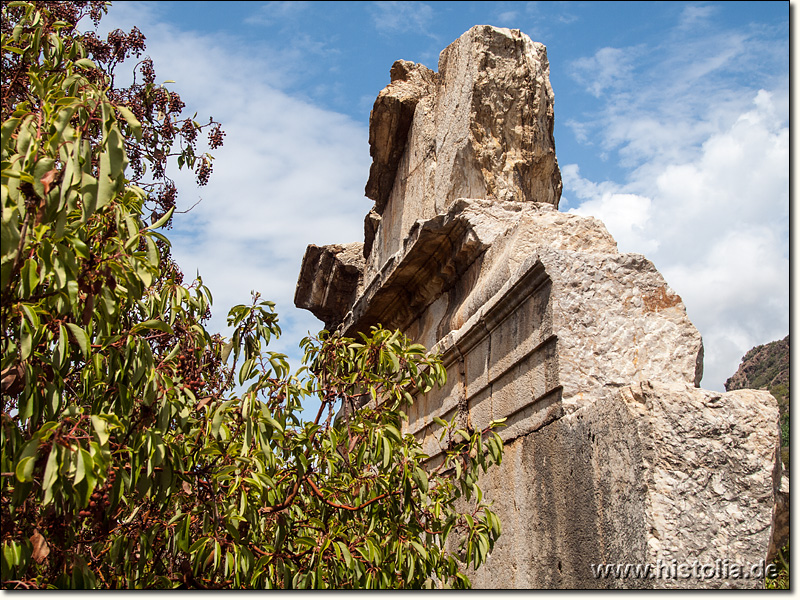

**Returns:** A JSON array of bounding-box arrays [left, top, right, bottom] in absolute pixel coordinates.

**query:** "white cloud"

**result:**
[[496, 11, 519, 25], [369, 1, 435, 36], [570, 46, 639, 98], [556, 12, 579, 25], [244, 1, 311, 26], [678, 4, 716, 30], [562, 8, 788, 392], [102, 3, 372, 392], [563, 70, 788, 392], [565, 186, 657, 255]]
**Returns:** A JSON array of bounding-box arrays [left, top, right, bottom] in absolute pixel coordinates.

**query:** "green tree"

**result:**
[[1, 1, 503, 589]]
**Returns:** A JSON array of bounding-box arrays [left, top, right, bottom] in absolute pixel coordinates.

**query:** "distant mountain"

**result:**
[[725, 335, 789, 471]]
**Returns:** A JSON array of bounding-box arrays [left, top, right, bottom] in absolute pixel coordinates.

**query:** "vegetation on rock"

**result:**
[[725, 335, 789, 470], [1, 1, 503, 589]]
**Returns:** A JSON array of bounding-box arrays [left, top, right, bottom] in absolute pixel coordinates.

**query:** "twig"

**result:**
[[304, 477, 401, 512]]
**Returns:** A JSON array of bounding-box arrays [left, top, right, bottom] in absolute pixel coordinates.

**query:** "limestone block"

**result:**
[[294, 242, 364, 329], [543, 249, 704, 411], [415, 201, 703, 417], [345, 199, 508, 336], [365, 60, 437, 214], [620, 382, 780, 588], [347, 199, 702, 449], [466, 382, 781, 589], [367, 26, 562, 276], [435, 26, 561, 207]]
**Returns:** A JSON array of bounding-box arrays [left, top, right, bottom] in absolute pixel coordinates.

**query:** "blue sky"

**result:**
[[100, 1, 789, 409]]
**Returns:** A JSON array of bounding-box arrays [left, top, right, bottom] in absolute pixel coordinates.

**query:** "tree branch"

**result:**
[[304, 477, 401, 512]]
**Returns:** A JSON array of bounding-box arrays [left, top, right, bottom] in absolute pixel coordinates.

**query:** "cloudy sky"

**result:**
[[100, 1, 788, 406]]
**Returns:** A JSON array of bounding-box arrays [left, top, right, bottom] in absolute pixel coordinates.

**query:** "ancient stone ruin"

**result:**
[[295, 25, 786, 589]]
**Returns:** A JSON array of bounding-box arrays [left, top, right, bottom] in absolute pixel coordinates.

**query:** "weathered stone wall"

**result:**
[[294, 24, 784, 589], [466, 383, 779, 589]]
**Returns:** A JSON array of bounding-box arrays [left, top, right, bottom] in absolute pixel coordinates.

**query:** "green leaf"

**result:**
[[91, 416, 110, 445], [221, 340, 234, 363], [96, 143, 115, 209], [19, 321, 33, 361], [144, 206, 175, 231], [32, 156, 55, 198], [74, 58, 96, 69], [382, 436, 391, 470], [65, 323, 90, 358], [116, 105, 142, 141], [74, 448, 93, 485], [53, 105, 77, 141], [41, 445, 59, 493], [1, 116, 21, 150], [106, 124, 127, 179], [211, 407, 225, 438], [20, 304, 39, 329], [413, 466, 428, 493], [130, 319, 173, 335], [410, 539, 427, 561], [53, 324, 68, 369], [336, 542, 352, 569], [384, 423, 401, 443], [15, 456, 36, 483], [80, 172, 97, 221]]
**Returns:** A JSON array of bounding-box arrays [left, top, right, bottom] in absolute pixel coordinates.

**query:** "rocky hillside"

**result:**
[[725, 335, 789, 470]]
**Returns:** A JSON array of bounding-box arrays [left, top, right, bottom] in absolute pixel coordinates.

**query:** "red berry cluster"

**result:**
[[208, 124, 225, 150], [140, 58, 156, 85], [196, 158, 212, 186], [78, 470, 116, 522], [176, 350, 206, 394]]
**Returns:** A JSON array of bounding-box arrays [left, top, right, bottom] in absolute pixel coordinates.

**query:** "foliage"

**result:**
[[766, 543, 789, 590], [0, 1, 504, 589], [0, 0, 224, 230]]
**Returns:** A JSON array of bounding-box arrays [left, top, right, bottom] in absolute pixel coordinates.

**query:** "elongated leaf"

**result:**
[[413, 466, 428, 493], [144, 206, 175, 231], [336, 542, 352, 569], [91, 416, 110, 445], [80, 172, 97, 221], [41, 445, 59, 492], [32, 157, 55, 198], [65, 323, 89, 358], [15, 456, 36, 483], [53, 324, 68, 369], [74, 57, 96, 69], [382, 436, 391, 470], [130, 319, 173, 335], [74, 448, 93, 485], [116, 105, 142, 140], [96, 144, 114, 209]]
